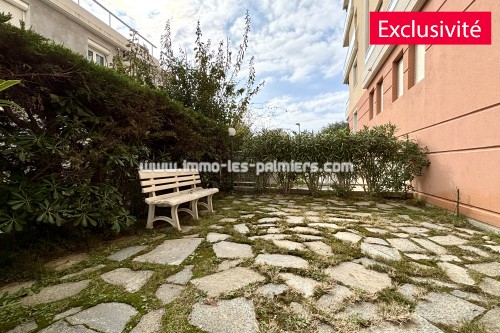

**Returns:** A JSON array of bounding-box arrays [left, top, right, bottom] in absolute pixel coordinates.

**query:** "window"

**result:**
[[87, 49, 106, 66], [414, 45, 425, 84], [377, 80, 383, 114], [353, 60, 358, 86], [0, 0, 29, 28], [369, 90, 375, 120], [394, 57, 404, 100], [353, 111, 358, 133]]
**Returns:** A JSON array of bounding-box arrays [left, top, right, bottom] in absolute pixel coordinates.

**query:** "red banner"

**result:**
[[370, 12, 492, 45]]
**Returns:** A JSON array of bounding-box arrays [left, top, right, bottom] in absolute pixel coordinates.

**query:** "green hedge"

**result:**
[[0, 19, 227, 233]]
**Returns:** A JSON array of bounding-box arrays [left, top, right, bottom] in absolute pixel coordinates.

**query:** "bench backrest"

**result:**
[[139, 169, 201, 198]]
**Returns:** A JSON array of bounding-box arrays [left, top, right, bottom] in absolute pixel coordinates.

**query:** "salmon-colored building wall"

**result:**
[[347, 0, 500, 227]]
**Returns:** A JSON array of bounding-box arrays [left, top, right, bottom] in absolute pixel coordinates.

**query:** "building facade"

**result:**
[[343, 0, 500, 227], [0, 0, 155, 67]]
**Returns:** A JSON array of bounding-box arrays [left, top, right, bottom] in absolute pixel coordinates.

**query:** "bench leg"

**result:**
[[171, 205, 181, 231], [207, 194, 214, 212], [146, 204, 155, 229], [191, 199, 199, 220]]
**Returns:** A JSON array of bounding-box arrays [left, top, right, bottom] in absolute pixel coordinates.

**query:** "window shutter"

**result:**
[[378, 81, 383, 113], [0, 1, 25, 28], [414, 45, 425, 84], [397, 58, 404, 98]]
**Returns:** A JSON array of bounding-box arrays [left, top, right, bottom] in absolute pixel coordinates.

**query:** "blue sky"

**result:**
[[81, 0, 349, 131]]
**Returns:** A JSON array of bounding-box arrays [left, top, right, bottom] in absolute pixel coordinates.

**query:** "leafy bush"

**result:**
[[0, 20, 227, 233]]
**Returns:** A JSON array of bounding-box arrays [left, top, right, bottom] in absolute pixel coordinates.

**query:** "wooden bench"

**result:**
[[139, 169, 219, 230]]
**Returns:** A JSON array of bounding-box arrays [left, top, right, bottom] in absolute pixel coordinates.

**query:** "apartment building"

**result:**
[[0, 0, 155, 66], [343, 0, 500, 227]]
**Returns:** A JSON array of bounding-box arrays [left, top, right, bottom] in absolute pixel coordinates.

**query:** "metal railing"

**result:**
[[73, 0, 157, 56]]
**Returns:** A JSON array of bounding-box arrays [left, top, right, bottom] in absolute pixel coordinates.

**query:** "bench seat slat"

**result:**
[[139, 170, 198, 179], [142, 179, 201, 193], [147, 188, 219, 206]]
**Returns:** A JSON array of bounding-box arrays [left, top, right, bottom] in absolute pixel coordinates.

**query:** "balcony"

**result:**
[[362, 0, 427, 88], [342, 0, 354, 47], [342, 27, 358, 84]]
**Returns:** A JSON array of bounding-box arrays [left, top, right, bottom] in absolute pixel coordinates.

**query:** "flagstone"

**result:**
[[479, 277, 500, 296], [256, 283, 288, 298], [20, 280, 90, 306], [255, 253, 309, 269], [133, 238, 202, 265], [480, 307, 500, 333], [206, 233, 231, 243], [387, 238, 426, 253], [411, 238, 447, 255], [191, 267, 265, 297], [278, 273, 319, 298], [458, 245, 491, 257], [415, 292, 485, 326], [286, 216, 305, 224], [166, 265, 194, 285], [107, 246, 147, 262], [289, 226, 321, 234], [272, 240, 305, 251], [437, 262, 475, 285], [213, 241, 253, 259], [305, 241, 332, 256], [428, 235, 468, 246], [189, 297, 258, 333], [466, 262, 500, 277], [155, 284, 185, 305], [130, 308, 164, 333], [361, 243, 402, 261], [365, 237, 389, 246], [325, 262, 392, 294], [315, 284, 354, 313], [66, 302, 138, 333], [101, 268, 154, 293], [334, 231, 362, 244]]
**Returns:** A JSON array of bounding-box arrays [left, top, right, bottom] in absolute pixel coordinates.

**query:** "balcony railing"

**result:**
[[342, 26, 358, 84], [73, 0, 157, 56], [342, 0, 354, 47]]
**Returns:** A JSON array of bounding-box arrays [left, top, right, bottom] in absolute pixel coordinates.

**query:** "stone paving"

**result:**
[[2, 194, 500, 333]]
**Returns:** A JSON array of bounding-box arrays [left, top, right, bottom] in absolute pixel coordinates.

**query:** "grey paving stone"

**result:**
[[365, 237, 389, 246], [189, 297, 258, 333], [411, 238, 447, 255], [466, 262, 500, 277], [392, 232, 411, 238], [272, 240, 305, 251], [437, 262, 475, 286], [315, 284, 354, 313], [480, 307, 500, 333], [278, 273, 320, 298], [451, 290, 489, 303], [6, 321, 37, 333], [61, 265, 107, 280], [107, 245, 147, 261], [387, 238, 426, 253], [316, 324, 337, 333], [155, 284, 185, 305], [219, 218, 238, 223], [206, 232, 231, 243], [249, 234, 288, 241], [101, 268, 153, 293], [0, 281, 34, 295], [361, 242, 402, 261], [234, 224, 249, 234], [38, 321, 96, 333], [191, 267, 265, 297], [267, 227, 282, 234], [257, 217, 280, 223], [285, 216, 305, 224], [420, 222, 449, 231], [289, 301, 309, 318], [66, 302, 138, 333], [325, 262, 392, 294], [415, 292, 485, 326], [217, 259, 242, 271], [399, 227, 429, 235], [20, 280, 90, 306], [485, 245, 500, 253], [428, 235, 468, 246], [54, 307, 83, 321], [289, 226, 321, 234], [130, 309, 165, 333], [305, 241, 332, 256], [336, 302, 380, 322], [353, 257, 388, 268], [305, 216, 321, 222], [365, 227, 389, 234], [327, 217, 359, 223], [438, 254, 462, 262], [308, 223, 341, 230], [256, 283, 288, 298], [458, 245, 491, 257], [255, 254, 309, 269], [361, 315, 444, 333], [404, 253, 433, 261], [398, 284, 423, 301], [411, 277, 459, 289], [166, 265, 194, 285], [295, 234, 324, 241], [213, 241, 253, 259], [133, 238, 202, 265], [479, 277, 500, 296], [334, 231, 362, 244], [240, 214, 255, 219], [45, 253, 90, 271]]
